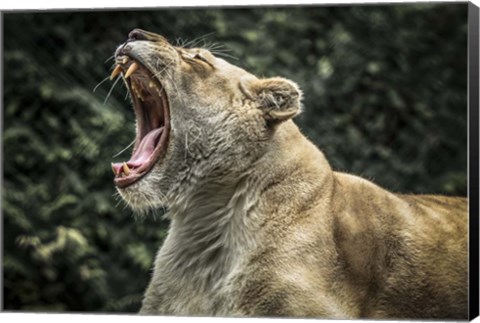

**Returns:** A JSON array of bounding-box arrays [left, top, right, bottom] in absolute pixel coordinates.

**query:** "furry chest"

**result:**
[[147, 252, 240, 316]]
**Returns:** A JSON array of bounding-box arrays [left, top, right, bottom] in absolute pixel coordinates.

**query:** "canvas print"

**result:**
[[2, 3, 473, 319]]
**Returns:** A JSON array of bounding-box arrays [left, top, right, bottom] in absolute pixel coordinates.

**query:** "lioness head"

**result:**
[[111, 29, 303, 211]]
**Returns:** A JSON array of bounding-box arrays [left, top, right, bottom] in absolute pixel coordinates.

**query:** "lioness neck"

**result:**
[[174, 122, 331, 259], [142, 121, 335, 315]]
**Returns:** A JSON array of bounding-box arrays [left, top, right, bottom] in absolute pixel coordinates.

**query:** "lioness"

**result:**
[[110, 29, 468, 319]]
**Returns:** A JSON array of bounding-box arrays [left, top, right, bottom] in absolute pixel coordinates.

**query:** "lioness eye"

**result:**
[[194, 54, 209, 63]]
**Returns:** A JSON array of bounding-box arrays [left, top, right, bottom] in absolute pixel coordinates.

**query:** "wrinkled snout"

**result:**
[[115, 29, 171, 58], [128, 28, 170, 43]]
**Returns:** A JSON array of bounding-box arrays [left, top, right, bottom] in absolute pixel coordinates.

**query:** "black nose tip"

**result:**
[[128, 29, 148, 41]]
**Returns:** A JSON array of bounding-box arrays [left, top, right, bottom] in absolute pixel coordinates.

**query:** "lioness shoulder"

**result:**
[[110, 29, 468, 319]]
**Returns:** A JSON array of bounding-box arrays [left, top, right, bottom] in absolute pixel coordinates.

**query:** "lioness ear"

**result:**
[[241, 77, 303, 123]]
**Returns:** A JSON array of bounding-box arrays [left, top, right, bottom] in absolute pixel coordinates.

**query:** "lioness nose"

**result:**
[[128, 29, 169, 43]]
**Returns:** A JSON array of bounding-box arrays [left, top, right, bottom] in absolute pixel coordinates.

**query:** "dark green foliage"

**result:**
[[3, 4, 467, 312]]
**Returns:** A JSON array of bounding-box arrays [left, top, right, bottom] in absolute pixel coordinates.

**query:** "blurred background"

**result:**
[[3, 3, 468, 313]]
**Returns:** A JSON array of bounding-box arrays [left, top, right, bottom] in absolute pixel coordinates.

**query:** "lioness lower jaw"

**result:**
[[111, 29, 468, 319]]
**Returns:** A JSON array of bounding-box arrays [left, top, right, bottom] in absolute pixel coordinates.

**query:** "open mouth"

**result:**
[[110, 56, 170, 188]]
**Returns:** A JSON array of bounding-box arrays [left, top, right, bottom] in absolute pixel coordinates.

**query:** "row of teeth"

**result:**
[[112, 162, 131, 176], [131, 82, 145, 101], [110, 57, 137, 80], [131, 81, 163, 101], [110, 58, 163, 100]]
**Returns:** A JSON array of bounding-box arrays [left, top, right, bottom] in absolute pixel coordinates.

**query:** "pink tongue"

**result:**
[[112, 127, 163, 173], [128, 127, 164, 167]]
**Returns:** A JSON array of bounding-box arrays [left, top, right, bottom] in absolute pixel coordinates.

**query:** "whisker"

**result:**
[[164, 69, 182, 103], [104, 55, 115, 64], [113, 139, 136, 158], [209, 47, 231, 53], [202, 41, 238, 60], [204, 42, 228, 52], [184, 32, 217, 49], [115, 199, 123, 208], [118, 78, 131, 101], [163, 68, 186, 109], [152, 63, 170, 79], [211, 51, 239, 60], [184, 37, 201, 48], [103, 75, 122, 105], [113, 192, 124, 208], [175, 37, 188, 47], [93, 75, 112, 93], [209, 47, 233, 53], [182, 38, 195, 48]]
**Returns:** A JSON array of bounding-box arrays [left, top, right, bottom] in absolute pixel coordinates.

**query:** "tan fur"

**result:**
[[114, 30, 468, 319]]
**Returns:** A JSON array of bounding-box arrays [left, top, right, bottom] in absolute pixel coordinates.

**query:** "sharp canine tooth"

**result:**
[[123, 57, 129, 64], [110, 65, 122, 80], [149, 81, 154, 88], [111, 164, 117, 175], [125, 62, 138, 79], [123, 162, 131, 175]]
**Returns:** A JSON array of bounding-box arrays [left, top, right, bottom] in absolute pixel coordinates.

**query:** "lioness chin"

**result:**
[[110, 29, 468, 319]]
